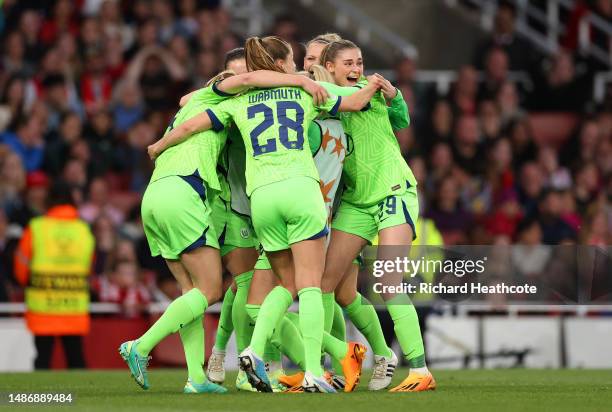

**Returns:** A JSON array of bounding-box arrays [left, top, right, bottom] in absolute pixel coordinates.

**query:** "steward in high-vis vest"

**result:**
[[14, 181, 95, 369]]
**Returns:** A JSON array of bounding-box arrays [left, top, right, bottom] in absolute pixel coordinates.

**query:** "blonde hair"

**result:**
[[245, 36, 292, 73], [305, 33, 342, 49], [205, 70, 236, 87], [319, 39, 359, 66], [308, 64, 335, 83]]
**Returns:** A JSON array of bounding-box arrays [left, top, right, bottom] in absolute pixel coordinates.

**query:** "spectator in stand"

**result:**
[[423, 99, 454, 152], [527, 51, 588, 112], [451, 115, 486, 175], [80, 51, 113, 115], [427, 142, 454, 196], [579, 206, 610, 246], [92, 238, 152, 318], [517, 161, 545, 218], [152, 0, 177, 44], [80, 177, 124, 226], [61, 158, 88, 203], [0, 115, 44, 172], [176, 0, 200, 38], [56, 33, 82, 81], [40, 73, 84, 131], [496, 81, 525, 128], [537, 189, 577, 244], [112, 82, 145, 134], [8, 171, 49, 229], [478, 99, 503, 141], [538, 146, 573, 191], [18, 10, 44, 65], [43, 111, 82, 176], [508, 118, 537, 170], [270, 14, 304, 67], [0, 75, 30, 131], [448, 65, 478, 116], [0, 150, 26, 214], [39, 0, 80, 46], [2, 31, 33, 77], [84, 109, 115, 177], [573, 162, 601, 215], [394, 55, 430, 130], [472, 0, 538, 72], [426, 175, 473, 244], [123, 45, 187, 111], [478, 47, 509, 101]]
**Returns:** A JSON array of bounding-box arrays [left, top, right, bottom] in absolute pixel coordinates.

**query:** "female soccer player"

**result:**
[[147, 35, 383, 393], [119, 67, 331, 394], [251, 34, 412, 391], [319, 40, 437, 392]]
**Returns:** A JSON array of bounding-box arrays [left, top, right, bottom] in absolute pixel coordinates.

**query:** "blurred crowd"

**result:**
[[0, 0, 610, 310]]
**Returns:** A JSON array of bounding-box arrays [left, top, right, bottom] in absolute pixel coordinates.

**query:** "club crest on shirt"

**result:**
[[240, 227, 250, 239]]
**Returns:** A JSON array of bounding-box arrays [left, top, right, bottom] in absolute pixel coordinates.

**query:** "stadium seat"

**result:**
[[528, 113, 580, 148]]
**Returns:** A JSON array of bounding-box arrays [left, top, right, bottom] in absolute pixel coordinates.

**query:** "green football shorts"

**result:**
[[251, 176, 328, 252], [332, 184, 419, 243], [211, 197, 258, 257], [142, 173, 219, 259]]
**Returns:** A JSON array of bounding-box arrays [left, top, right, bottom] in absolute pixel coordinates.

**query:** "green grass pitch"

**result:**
[[1, 369, 611, 412]]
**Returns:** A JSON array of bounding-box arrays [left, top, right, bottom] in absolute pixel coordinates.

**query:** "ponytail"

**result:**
[[245, 36, 291, 73]]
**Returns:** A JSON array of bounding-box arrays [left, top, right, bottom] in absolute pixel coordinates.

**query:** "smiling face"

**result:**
[[325, 47, 363, 86], [304, 41, 326, 71]]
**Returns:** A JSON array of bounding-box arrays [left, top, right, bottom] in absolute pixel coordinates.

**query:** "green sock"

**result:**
[[232, 271, 254, 353], [245, 303, 260, 322], [386, 295, 426, 367], [270, 315, 306, 369], [213, 287, 235, 351], [249, 286, 293, 357], [285, 311, 299, 326], [298, 287, 324, 377], [322, 331, 347, 363], [330, 302, 346, 372], [344, 293, 392, 358], [264, 341, 281, 363], [179, 316, 205, 384], [138, 288, 208, 356], [322, 292, 335, 334]]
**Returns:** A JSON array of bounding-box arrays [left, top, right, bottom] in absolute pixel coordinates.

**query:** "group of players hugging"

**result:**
[[119, 32, 435, 394]]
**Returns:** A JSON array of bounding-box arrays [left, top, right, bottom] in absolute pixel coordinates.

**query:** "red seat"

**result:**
[[528, 113, 580, 148]]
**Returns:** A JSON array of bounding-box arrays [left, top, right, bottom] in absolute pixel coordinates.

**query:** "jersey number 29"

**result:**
[[247, 101, 304, 156]]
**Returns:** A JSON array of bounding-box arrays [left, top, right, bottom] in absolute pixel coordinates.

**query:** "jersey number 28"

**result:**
[[247, 101, 304, 156]]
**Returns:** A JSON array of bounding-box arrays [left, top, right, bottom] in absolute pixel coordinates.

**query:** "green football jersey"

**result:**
[[338, 80, 417, 206], [207, 86, 341, 195], [150, 84, 231, 191]]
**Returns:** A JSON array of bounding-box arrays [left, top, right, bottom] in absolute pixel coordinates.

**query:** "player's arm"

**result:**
[[216, 71, 329, 105], [385, 86, 410, 130], [179, 91, 196, 107], [147, 112, 214, 159], [336, 75, 384, 112]]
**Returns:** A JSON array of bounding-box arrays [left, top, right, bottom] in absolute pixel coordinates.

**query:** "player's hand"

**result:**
[[147, 142, 162, 160], [302, 78, 329, 105], [378, 76, 398, 100], [366, 74, 385, 90]]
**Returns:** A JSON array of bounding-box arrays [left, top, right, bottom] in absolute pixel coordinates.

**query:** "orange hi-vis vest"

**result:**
[[24, 215, 95, 335]]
